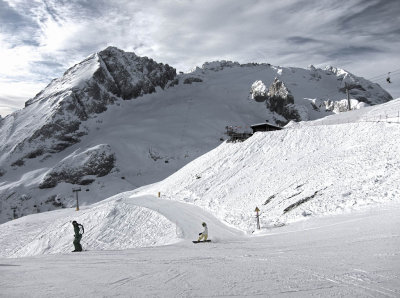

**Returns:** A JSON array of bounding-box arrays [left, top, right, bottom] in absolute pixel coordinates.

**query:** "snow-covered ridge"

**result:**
[[0, 46, 394, 224], [1, 99, 400, 258], [0, 46, 176, 166]]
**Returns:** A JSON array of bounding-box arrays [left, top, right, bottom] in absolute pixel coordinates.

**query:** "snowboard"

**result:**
[[192, 240, 211, 243]]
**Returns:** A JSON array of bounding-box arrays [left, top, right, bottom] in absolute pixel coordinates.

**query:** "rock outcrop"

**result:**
[[266, 78, 300, 124], [39, 144, 115, 189], [250, 80, 268, 102]]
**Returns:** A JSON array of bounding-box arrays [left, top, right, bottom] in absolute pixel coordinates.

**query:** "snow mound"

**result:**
[[140, 120, 400, 232], [0, 191, 245, 258], [0, 197, 178, 258]]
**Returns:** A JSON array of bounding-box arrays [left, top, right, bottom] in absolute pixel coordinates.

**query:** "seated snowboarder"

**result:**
[[198, 222, 208, 241], [72, 220, 84, 252]]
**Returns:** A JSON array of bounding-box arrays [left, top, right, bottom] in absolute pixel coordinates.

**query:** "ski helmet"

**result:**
[[202, 222, 206, 226]]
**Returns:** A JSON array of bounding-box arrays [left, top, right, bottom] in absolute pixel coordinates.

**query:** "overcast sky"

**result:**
[[1, 0, 399, 117]]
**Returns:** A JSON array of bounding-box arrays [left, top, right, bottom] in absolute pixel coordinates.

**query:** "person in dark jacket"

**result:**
[[72, 220, 84, 252]]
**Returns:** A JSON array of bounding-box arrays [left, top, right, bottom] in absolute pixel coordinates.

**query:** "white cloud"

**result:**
[[0, 0, 399, 117]]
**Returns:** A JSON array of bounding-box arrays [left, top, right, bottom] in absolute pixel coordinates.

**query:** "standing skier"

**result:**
[[72, 220, 84, 252], [198, 222, 208, 241]]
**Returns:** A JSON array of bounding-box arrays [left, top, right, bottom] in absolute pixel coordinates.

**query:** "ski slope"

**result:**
[[1, 99, 400, 258], [0, 203, 399, 297], [0, 191, 244, 258], [1, 99, 400, 296], [141, 117, 400, 232]]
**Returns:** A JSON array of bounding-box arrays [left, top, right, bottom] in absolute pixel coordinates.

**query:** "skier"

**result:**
[[198, 222, 208, 242], [72, 220, 84, 252]]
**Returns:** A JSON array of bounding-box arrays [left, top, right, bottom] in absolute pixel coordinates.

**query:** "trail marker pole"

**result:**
[[73, 188, 81, 211], [255, 207, 260, 230]]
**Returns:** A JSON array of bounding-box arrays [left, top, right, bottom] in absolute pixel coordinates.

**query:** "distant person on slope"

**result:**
[[72, 220, 84, 252], [198, 222, 208, 241]]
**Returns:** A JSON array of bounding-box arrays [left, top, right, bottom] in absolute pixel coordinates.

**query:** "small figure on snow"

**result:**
[[387, 72, 392, 83], [198, 222, 208, 242], [72, 220, 84, 252]]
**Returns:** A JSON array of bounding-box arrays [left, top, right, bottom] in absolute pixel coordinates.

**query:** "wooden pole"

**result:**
[[73, 188, 81, 211], [255, 207, 260, 230]]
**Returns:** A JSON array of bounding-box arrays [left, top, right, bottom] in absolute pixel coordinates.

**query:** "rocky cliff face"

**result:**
[[250, 80, 268, 102], [0, 53, 394, 224], [248, 65, 393, 125], [39, 144, 115, 189], [2, 47, 176, 168], [265, 78, 300, 124]]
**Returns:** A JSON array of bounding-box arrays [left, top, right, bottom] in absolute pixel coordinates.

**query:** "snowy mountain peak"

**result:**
[[1, 47, 176, 165], [0, 47, 395, 224], [99, 46, 129, 56]]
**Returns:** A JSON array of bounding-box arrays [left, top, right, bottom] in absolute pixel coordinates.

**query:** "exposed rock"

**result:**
[[266, 78, 300, 122], [325, 99, 368, 113], [250, 80, 268, 102], [183, 77, 203, 84], [39, 144, 115, 189], [167, 78, 179, 88], [97, 47, 176, 99], [201, 61, 240, 72], [11, 159, 24, 167], [25, 149, 44, 159], [325, 66, 392, 104], [45, 195, 66, 208], [7, 47, 177, 165]]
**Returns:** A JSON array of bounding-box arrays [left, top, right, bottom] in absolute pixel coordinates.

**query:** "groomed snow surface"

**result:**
[[1, 100, 400, 296], [0, 204, 399, 297]]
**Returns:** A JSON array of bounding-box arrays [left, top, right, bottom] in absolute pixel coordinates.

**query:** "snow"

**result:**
[[26, 54, 100, 105], [141, 120, 400, 232], [0, 47, 399, 295], [0, 192, 244, 258], [0, 97, 400, 296], [0, 203, 399, 297], [250, 80, 268, 99], [0, 56, 394, 223]]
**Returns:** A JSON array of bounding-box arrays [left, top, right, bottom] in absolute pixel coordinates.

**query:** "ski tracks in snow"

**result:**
[[124, 194, 245, 242], [294, 267, 399, 297]]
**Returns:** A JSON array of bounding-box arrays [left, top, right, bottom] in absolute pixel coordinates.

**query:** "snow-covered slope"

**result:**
[[1, 204, 399, 297], [0, 191, 244, 258], [135, 101, 400, 232], [0, 47, 393, 223], [1, 99, 399, 258]]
